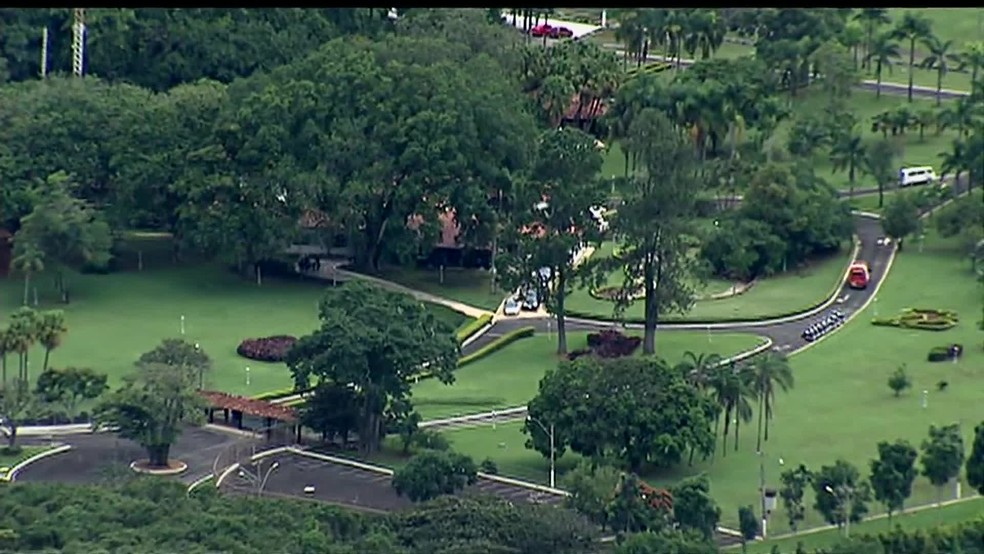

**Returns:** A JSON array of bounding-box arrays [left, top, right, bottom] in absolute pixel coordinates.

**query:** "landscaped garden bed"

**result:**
[[237, 335, 298, 362], [872, 308, 959, 331]]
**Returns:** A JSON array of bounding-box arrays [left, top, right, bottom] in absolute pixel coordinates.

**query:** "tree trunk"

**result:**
[[734, 412, 741, 451], [764, 399, 772, 442], [554, 268, 568, 355], [642, 252, 658, 356], [22, 272, 30, 306], [6, 424, 17, 449], [145, 444, 171, 468], [756, 395, 764, 452], [1, 355, 6, 386], [712, 413, 720, 460], [255, 264, 263, 286], [42, 348, 51, 373], [907, 40, 915, 103], [722, 406, 731, 456]]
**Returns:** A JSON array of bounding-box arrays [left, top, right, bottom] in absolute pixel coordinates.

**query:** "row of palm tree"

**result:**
[[854, 9, 984, 104], [613, 9, 727, 70], [676, 350, 795, 458], [0, 308, 68, 388]]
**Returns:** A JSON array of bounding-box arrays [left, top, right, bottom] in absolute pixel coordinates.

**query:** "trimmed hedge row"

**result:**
[[458, 326, 536, 368], [568, 238, 859, 325], [626, 62, 671, 79], [872, 308, 959, 332], [455, 314, 494, 343]]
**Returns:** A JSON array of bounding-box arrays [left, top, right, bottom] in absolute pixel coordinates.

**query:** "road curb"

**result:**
[[2, 444, 72, 482]]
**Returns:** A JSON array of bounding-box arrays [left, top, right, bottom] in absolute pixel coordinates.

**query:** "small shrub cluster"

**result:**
[[872, 308, 959, 331], [927, 344, 964, 362], [568, 330, 641, 360], [236, 335, 298, 362]]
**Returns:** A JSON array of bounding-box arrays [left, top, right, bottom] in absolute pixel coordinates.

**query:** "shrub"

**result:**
[[236, 335, 298, 362], [457, 326, 536, 368], [455, 314, 493, 344], [927, 344, 964, 363], [480, 458, 499, 475], [569, 330, 641, 360]]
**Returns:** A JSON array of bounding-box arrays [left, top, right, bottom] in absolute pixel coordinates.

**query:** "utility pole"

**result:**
[[40, 27, 49, 78], [72, 8, 86, 77]]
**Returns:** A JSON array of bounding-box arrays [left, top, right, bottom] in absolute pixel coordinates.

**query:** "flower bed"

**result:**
[[871, 308, 959, 332], [568, 329, 641, 360], [236, 335, 298, 362]]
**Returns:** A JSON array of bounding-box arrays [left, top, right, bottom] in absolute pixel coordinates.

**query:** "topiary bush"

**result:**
[[568, 330, 641, 360], [236, 335, 298, 362], [927, 344, 964, 362], [871, 308, 959, 331]]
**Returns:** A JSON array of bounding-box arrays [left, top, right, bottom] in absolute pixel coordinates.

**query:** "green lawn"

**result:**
[[0, 446, 51, 478], [0, 260, 469, 396], [412, 330, 767, 420], [744, 496, 984, 553], [375, 266, 503, 311], [438, 228, 984, 532], [565, 240, 851, 322], [887, 8, 984, 55]]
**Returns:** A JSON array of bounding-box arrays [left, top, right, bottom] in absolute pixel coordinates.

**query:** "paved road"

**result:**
[[220, 449, 565, 511]]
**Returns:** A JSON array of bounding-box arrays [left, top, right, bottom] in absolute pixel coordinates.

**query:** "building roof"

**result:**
[[199, 390, 298, 422]]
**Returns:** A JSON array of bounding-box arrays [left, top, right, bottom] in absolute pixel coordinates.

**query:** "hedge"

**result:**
[[415, 326, 537, 382], [455, 314, 494, 344], [872, 308, 959, 332], [625, 62, 671, 79], [252, 387, 311, 401]]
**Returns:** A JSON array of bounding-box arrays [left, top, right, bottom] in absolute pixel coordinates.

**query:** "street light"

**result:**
[[824, 484, 854, 538], [239, 459, 280, 497], [526, 415, 555, 489]]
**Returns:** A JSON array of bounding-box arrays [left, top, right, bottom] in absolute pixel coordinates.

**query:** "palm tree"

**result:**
[[920, 37, 957, 106], [915, 108, 936, 141], [891, 12, 933, 102], [731, 363, 756, 452], [866, 32, 901, 99], [749, 352, 794, 451], [684, 9, 726, 60], [840, 21, 865, 71], [939, 97, 978, 137], [864, 139, 900, 207], [8, 309, 39, 384], [831, 130, 867, 197], [11, 245, 44, 307], [36, 310, 68, 373], [954, 41, 984, 87], [614, 10, 645, 68], [0, 327, 12, 387], [675, 350, 724, 390], [854, 8, 890, 70], [713, 362, 755, 454]]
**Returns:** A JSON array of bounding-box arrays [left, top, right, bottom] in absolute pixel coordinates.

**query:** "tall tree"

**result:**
[[830, 129, 867, 198], [8, 308, 40, 384], [525, 356, 717, 472], [562, 461, 623, 529], [853, 9, 890, 70], [920, 423, 966, 504], [868, 440, 918, 522], [920, 37, 957, 106], [779, 464, 813, 532], [811, 459, 872, 529], [35, 367, 108, 422], [137, 338, 212, 390], [94, 358, 204, 468], [864, 139, 901, 208], [866, 32, 901, 99], [11, 172, 112, 302], [614, 109, 701, 355], [285, 281, 459, 456], [35, 310, 67, 373], [496, 127, 607, 355], [670, 474, 721, 541], [300, 382, 359, 446], [954, 40, 984, 88], [881, 193, 921, 250], [967, 421, 984, 496], [891, 12, 933, 103], [749, 351, 794, 452]]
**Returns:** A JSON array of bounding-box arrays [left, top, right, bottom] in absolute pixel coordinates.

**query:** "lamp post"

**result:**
[[825, 484, 854, 538], [239, 459, 280, 497], [195, 343, 203, 390], [526, 415, 555, 488]]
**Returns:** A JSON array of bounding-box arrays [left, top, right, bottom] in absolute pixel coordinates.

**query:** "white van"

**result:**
[[898, 166, 937, 187]]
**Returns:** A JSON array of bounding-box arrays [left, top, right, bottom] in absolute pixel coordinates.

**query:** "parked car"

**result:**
[[530, 24, 552, 37], [549, 26, 574, 39], [536, 266, 552, 285], [503, 296, 521, 316], [898, 166, 937, 187], [522, 288, 541, 311]]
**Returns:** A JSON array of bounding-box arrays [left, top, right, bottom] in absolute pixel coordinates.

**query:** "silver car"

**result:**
[[503, 297, 521, 316]]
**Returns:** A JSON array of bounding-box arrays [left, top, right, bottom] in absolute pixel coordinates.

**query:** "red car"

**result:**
[[530, 24, 573, 39], [847, 261, 870, 290]]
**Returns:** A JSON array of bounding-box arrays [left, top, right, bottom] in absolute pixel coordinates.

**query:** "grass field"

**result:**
[[887, 8, 984, 56], [411, 329, 767, 420], [375, 266, 503, 312], [564, 239, 851, 323], [0, 260, 469, 396], [437, 226, 984, 532]]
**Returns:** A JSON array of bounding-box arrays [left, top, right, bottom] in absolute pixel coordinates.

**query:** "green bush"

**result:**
[[626, 62, 671, 79], [252, 387, 311, 401], [871, 308, 959, 332], [927, 346, 951, 362], [455, 314, 493, 344]]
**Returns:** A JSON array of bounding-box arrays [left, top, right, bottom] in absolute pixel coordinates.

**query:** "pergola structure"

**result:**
[[199, 390, 301, 442]]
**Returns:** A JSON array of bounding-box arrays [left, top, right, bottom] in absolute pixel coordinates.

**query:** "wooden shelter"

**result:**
[[199, 390, 301, 442]]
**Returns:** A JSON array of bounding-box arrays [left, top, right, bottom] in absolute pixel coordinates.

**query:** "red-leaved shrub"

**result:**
[[566, 330, 641, 360], [236, 336, 298, 362]]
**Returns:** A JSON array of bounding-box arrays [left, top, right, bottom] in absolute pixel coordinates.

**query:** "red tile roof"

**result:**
[[199, 390, 298, 422]]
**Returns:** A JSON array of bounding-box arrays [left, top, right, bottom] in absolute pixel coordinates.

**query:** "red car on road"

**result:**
[[847, 261, 870, 290], [530, 24, 573, 39]]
